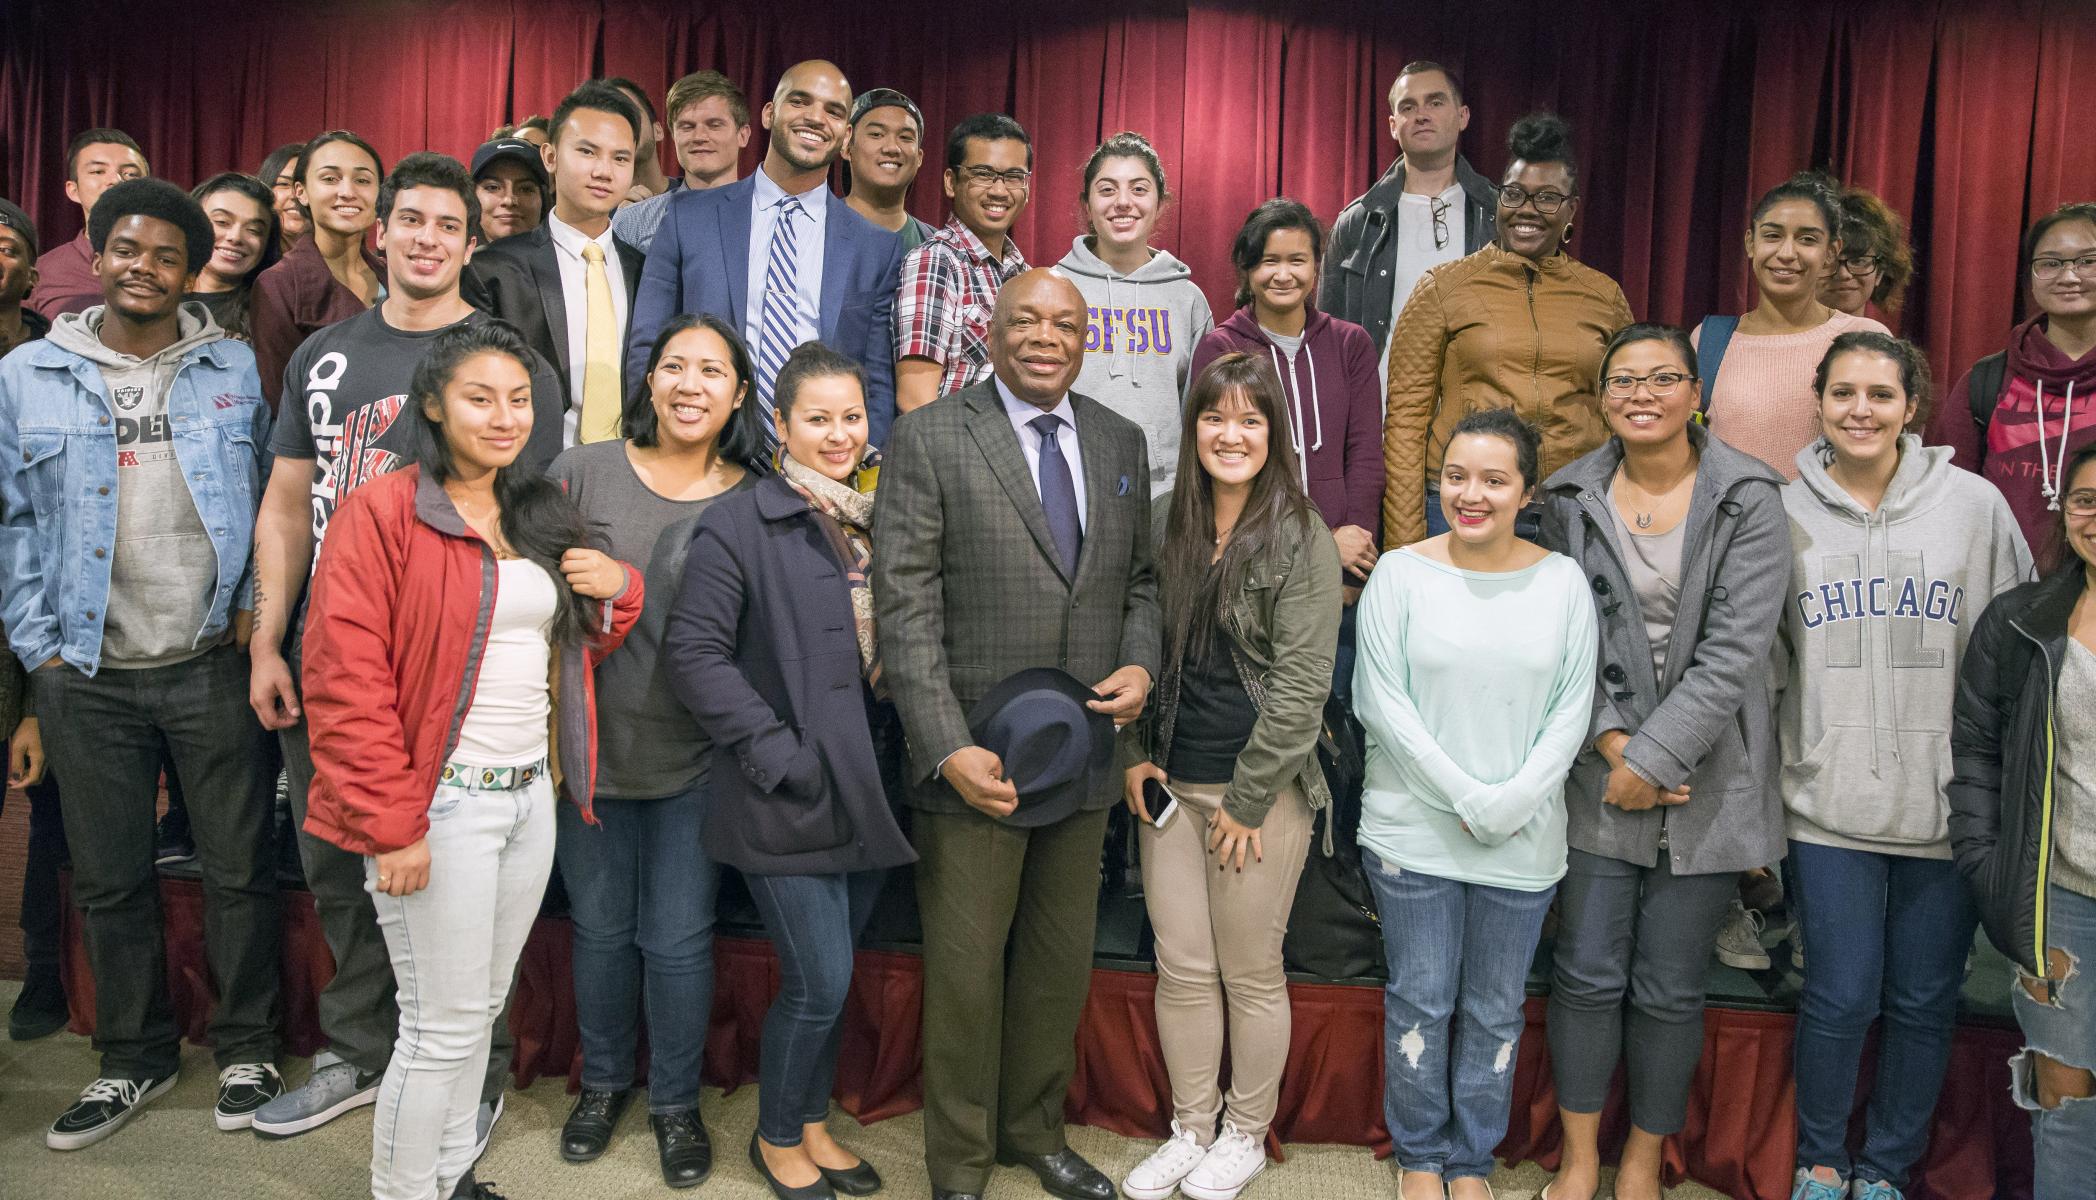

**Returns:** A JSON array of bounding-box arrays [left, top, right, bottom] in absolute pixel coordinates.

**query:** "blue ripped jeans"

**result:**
[[2012, 885, 2096, 1200], [1367, 853, 1554, 1180]]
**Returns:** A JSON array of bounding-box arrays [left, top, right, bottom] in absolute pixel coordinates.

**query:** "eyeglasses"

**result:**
[[1430, 196, 1451, 250], [1602, 370, 1696, 398], [2032, 253, 2096, 280], [959, 166, 1032, 190], [1838, 254, 1882, 276], [1498, 184, 1570, 214], [2065, 490, 2096, 517]]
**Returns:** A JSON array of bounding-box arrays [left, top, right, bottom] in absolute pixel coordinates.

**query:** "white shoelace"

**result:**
[[219, 1063, 277, 1088], [1200, 1122, 1261, 1174], [1138, 1123, 1207, 1177], [77, 1077, 147, 1106]]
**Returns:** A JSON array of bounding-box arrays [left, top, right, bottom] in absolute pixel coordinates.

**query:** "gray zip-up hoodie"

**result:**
[[47, 302, 229, 667], [1780, 434, 2034, 858], [1055, 237, 1214, 497]]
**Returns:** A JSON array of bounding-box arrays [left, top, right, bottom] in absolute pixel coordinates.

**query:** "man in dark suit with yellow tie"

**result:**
[[873, 269, 1160, 1200]]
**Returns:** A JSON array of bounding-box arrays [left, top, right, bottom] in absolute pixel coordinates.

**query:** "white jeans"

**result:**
[[367, 773, 554, 1200]]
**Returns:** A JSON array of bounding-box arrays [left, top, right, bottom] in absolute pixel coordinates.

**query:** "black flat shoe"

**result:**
[[930, 1190, 983, 1200], [749, 1131, 836, 1200], [559, 1087, 631, 1162], [819, 1152, 883, 1196], [652, 1107, 713, 1189], [997, 1147, 1114, 1200]]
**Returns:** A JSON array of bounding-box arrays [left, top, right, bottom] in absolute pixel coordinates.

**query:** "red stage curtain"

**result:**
[[7, 0, 2096, 385], [62, 879, 2034, 1199]]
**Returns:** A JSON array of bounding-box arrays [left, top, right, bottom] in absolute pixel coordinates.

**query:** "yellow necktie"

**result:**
[[578, 241, 621, 443]]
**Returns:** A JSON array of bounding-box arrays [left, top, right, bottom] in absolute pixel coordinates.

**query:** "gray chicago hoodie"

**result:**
[[1778, 434, 2034, 858], [1055, 237, 1215, 497], [46, 302, 229, 667]]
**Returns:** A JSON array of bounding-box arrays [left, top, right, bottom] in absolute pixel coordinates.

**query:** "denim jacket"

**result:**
[[0, 313, 269, 675]]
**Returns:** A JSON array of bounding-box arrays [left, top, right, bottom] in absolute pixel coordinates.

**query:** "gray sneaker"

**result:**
[[471, 1094, 504, 1163], [251, 1051, 381, 1138], [1715, 899, 1772, 971]]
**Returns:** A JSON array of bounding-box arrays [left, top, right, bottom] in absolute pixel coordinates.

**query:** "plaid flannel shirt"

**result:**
[[894, 217, 1029, 398]]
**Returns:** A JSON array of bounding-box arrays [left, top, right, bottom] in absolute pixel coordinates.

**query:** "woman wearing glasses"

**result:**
[[1697, 172, 1889, 481], [1929, 202, 2096, 557], [1779, 333, 2030, 1200], [1819, 185, 1915, 324], [1382, 112, 1633, 551], [1538, 324, 1790, 1200], [1950, 444, 2096, 1200]]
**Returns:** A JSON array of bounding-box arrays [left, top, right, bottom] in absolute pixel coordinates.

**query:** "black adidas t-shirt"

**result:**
[[272, 306, 564, 554]]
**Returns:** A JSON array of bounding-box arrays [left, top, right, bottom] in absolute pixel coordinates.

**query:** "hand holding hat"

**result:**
[[941, 745, 1019, 819]]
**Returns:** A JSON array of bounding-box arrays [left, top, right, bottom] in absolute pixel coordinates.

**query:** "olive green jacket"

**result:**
[[1125, 505, 1342, 828]]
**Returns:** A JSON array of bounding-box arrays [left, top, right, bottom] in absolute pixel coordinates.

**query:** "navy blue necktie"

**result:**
[[1029, 413, 1082, 575]]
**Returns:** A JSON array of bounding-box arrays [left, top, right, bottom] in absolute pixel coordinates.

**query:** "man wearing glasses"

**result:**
[[1321, 61, 1498, 392], [624, 61, 906, 447], [895, 114, 1034, 412]]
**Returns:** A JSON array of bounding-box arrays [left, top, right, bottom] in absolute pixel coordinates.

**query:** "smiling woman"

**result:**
[[248, 130, 386, 411], [185, 172, 280, 339]]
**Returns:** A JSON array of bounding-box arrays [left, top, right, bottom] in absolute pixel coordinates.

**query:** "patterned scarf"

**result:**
[[777, 451, 882, 695]]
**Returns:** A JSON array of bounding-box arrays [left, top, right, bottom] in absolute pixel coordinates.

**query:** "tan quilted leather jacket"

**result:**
[[1380, 244, 1633, 547]]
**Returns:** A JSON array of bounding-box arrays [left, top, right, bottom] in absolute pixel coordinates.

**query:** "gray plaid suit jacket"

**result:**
[[872, 378, 1161, 814]]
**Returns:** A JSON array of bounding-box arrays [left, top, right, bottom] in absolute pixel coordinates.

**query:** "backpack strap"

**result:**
[[1967, 351, 2010, 435], [1695, 315, 1740, 419]]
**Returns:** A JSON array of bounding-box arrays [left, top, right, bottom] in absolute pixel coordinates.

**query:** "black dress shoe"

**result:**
[[819, 1152, 883, 1196], [749, 1131, 835, 1199], [8, 973, 68, 1042], [653, 1107, 714, 1189], [997, 1147, 1114, 1200], [559, 1087, 632, 1163]]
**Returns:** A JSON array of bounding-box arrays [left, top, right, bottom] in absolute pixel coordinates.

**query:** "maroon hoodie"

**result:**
[[1190, 306, 1384, 550], [1930, 313, 2096, 560]]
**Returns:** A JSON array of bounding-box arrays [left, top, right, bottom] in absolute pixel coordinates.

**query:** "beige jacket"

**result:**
[[1381, 244, 1633, 547]]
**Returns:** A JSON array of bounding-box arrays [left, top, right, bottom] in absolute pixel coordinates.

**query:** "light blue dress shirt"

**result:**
[[994, 375, 1087, 532], [746, 168, 829, 359]]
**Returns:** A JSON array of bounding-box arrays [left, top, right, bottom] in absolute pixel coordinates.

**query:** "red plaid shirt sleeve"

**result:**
[[895, 241, 963, 365]]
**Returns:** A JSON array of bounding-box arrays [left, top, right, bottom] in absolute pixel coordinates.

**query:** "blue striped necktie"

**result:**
[[754, 194, 807, 458]]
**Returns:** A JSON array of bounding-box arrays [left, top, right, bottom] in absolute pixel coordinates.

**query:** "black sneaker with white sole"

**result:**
[[215, 1063, 285, 1130], [47, 1074, 179, 1150]]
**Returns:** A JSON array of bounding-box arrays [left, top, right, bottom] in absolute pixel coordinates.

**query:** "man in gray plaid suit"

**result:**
[[873, 268, 1160, 1200]]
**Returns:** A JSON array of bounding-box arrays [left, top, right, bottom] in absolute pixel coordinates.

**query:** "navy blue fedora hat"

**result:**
[[964, 666, 1116, 828]]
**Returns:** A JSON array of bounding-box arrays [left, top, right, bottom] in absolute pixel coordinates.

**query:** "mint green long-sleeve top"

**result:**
[[1351, 547, 1599, 891]]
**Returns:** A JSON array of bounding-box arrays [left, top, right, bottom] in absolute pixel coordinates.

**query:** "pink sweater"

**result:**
[[1695, 310, 1889, 480]]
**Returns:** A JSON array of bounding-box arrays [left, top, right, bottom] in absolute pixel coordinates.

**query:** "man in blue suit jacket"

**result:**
[[625, 60, 906, 447]]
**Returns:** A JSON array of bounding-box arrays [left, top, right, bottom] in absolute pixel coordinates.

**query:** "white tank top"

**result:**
[[451, 558, 557, 767]]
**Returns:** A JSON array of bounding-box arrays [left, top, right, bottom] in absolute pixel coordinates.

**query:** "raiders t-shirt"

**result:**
[[271, 306, 565, 554]]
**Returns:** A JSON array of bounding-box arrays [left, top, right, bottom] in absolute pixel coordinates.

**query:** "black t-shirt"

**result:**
[[1165, 628, 1258, 786], [271, 305, 565, 556]]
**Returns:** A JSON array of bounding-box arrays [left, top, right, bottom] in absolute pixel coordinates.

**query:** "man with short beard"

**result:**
[[845, 88, 937, 252], [627, 60, 904, 447]]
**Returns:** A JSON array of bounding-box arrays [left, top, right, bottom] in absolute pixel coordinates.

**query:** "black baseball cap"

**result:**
[[849, 89, 926, 139], [469, 138, 550, 192], [0, 199, 37, 259]]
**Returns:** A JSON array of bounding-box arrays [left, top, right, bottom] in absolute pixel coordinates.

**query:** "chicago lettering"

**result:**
[[1795, 574, 1963, 630]]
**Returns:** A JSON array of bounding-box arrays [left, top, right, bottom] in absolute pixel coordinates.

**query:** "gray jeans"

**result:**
[[1545, 848, 1735, 1135]]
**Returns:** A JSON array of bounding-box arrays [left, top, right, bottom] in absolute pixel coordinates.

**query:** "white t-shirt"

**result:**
[[452, 558, 558, 766], [1381, 185, 1467, 396]]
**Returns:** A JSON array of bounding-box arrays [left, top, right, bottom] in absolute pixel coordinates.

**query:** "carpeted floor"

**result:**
[[0, 981, 1728, 1200]]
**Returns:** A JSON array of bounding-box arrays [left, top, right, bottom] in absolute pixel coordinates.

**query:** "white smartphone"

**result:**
[[1142, 778, 1180, 829]]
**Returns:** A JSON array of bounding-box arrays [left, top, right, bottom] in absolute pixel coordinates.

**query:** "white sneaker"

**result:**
[[1122, 1121, 1208, 1200], [1181, 1120, 1266, 1200], [1714, 899, 1771, 971]]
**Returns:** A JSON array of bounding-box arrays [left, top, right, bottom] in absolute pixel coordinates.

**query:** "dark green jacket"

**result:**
[[1128, 506, 1342, 827]]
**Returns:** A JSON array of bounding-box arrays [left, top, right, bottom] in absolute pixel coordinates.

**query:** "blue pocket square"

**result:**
[[1117, 475, 1130, 496]]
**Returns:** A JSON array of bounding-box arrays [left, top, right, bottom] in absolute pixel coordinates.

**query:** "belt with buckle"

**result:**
[[437, 757, 548, 793]]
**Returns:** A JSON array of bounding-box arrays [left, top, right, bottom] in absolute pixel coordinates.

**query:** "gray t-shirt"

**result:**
[[547, 440, 753, 799], [2053, 637, 2096, 899], [1606, 480, 1684, 686], [1264, 327, 1304, 362]]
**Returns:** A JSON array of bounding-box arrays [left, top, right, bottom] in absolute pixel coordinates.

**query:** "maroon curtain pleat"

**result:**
[[62, 878, 2035, 1199]]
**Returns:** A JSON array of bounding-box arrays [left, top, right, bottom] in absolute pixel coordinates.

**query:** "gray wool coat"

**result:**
[[1539, 424, 1790, 877]]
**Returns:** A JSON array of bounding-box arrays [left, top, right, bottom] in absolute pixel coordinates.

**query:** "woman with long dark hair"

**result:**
[[1950, 442, 2096, 1200], [543, 313, 760, 1186], [1119, 352, 1341, 1200], [1383, 112, 1633, 549], [301, 321, 642, 1200], [257, 142, 309, 256], [1538, 323, 1791, 1200], [1780, 333, 2030, 1200], [1698, 172, 1889, 480], [250, 130, 385, 409], [667, 341, 915, 1200], [186, 173, 280, 340], [1354, 407, 1597, 1200]]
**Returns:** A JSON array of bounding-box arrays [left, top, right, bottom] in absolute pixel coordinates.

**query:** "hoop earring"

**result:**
[[1561, 222, 1574, 242]]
